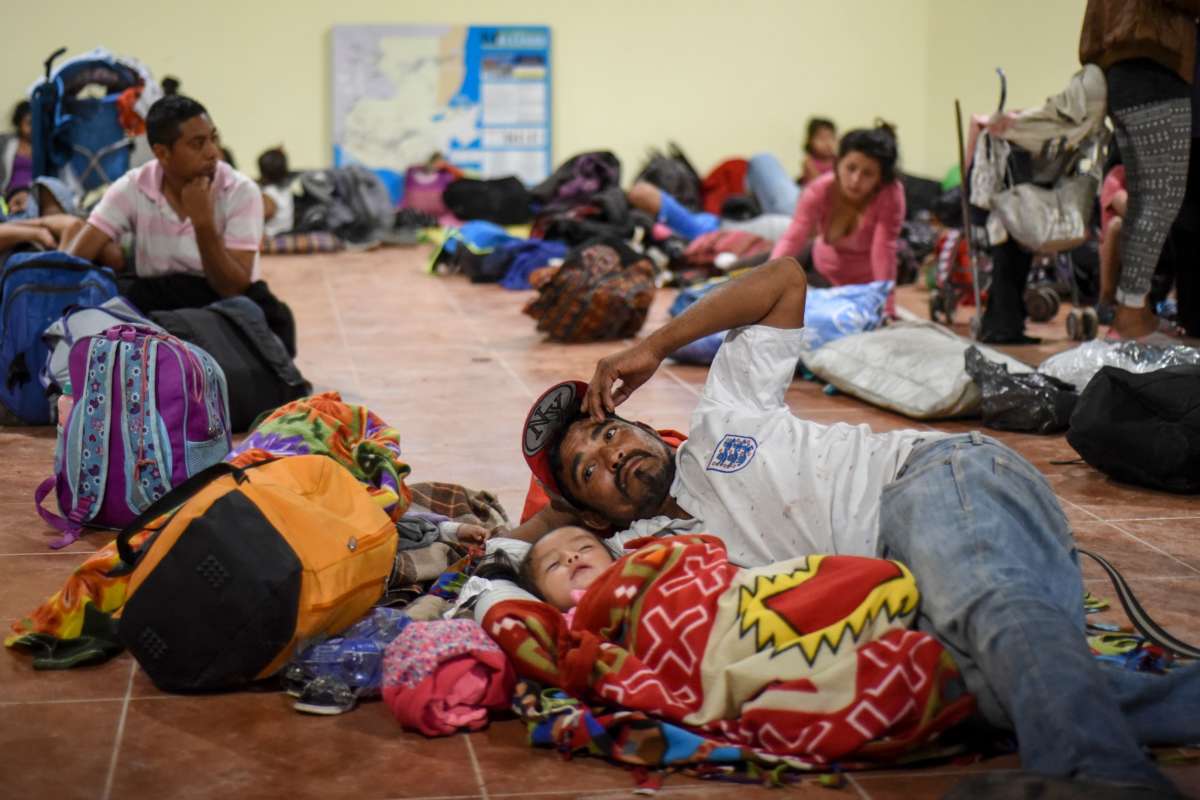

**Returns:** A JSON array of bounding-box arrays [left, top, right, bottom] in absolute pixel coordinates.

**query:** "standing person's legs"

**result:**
[[1169, 137, 1200, 338], [878, 433, 1192, 791], [979, 237, 1034, 343], [745, 153, 801, 216], [1107, 60, 1191, 337]]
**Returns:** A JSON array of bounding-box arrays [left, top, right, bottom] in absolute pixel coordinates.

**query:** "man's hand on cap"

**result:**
[[584, 342, 663, 421]]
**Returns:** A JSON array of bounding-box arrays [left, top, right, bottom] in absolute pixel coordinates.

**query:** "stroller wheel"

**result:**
[[1081, 306, 1099, 340], [1066, 309, 1083, 341], [1025, 285, 1060, 323]]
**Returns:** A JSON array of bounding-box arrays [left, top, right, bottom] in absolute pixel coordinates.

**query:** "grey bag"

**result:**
[[990, 174, 1098, 253], [40, 296, 160, 395]]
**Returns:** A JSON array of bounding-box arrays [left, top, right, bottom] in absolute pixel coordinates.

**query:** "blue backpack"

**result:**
[[0, 251, 117, 424]]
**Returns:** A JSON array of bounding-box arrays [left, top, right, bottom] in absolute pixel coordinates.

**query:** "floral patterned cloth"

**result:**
[[226, 392, 411, 520], [381, 619, 515, 736]]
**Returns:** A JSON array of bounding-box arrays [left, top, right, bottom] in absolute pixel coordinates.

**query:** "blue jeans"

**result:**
[[878, 432, 1200, 789], [746, 153, 801, 216]]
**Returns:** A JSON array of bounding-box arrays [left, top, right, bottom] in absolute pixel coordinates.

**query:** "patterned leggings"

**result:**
[[1107, 60, 1192, 308]]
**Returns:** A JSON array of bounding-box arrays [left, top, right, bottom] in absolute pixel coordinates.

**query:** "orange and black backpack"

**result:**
[[115, 455, 397, 692]]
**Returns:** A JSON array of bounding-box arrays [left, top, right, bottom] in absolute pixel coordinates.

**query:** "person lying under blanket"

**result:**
[[504, 255, 1200, 800], [479, 525, 974, 766]]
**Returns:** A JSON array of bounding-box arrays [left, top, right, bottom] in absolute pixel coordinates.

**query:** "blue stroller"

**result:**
[[29, 47, 145, 200]]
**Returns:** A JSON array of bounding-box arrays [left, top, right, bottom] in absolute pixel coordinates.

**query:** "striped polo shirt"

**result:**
[[88, 160, 263, 280]]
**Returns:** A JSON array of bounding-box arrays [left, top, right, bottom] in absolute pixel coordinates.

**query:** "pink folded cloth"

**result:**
[[382, 619, 515, 737]]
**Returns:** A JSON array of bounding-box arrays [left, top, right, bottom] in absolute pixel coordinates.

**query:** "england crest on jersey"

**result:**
[[707, 434, 757, 473]]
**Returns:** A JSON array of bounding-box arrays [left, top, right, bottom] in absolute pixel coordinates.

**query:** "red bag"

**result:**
[[700, 158, 749, 214]]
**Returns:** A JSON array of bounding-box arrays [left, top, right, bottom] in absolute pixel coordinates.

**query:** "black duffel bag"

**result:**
[[443, 176, 532, 225], [151, 297, 312, 432], [1067, 365, 1200, 494]]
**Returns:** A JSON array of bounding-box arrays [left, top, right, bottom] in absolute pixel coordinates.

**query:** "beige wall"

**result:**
[[923, 0, 1088, 180], [6, 0, 1086, 183]]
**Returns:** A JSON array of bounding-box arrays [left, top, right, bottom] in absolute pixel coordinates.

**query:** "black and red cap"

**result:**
[[522, 380, 589, 499]]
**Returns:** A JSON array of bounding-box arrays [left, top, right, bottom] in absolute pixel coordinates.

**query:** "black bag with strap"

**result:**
[[1066, 364, 1200, 494], [636, 142, 703, 211], [151, 296, 312, 432], [442, 176, 532, 225]]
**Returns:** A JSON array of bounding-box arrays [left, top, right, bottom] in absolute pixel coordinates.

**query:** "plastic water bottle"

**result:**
[[283, 608, 411, 715]]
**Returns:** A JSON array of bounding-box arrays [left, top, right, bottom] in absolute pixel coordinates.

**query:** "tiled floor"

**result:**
[[2, 248, 1198, 800]]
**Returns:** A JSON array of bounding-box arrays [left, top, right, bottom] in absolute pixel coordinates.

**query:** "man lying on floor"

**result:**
[[65, 94, 295, 353], [507, 256, 1200, 799]]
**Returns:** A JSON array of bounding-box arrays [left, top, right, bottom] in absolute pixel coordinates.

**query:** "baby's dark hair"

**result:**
[[804, 116, 836, 156], [838, 120, 900, 184], [474, 548, 542, 597]]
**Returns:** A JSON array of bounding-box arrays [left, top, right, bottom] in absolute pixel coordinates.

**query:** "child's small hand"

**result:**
[[455, 524, 493, 545]]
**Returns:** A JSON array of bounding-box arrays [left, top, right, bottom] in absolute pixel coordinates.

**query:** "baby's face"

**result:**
[[530, 526, 614, 611]]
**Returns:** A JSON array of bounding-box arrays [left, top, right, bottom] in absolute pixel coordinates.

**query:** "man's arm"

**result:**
[[584, 257, 807, 418], [501, 504, 582, 543], [182, 177, 253, 297], [194, 225, 254, 296], [0, 222, 55, 252], [64, 223, 126, 270]]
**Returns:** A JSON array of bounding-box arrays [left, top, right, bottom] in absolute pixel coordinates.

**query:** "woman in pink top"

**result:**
[[770, 123, 905, 314]]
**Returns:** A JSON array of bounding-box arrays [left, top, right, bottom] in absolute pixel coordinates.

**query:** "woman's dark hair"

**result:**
[[146, 95, 208, 148], [803, 116, 836, 156], [837, 120, 900, 184], [258, 147, 289, 186], [11, 100, 31, 131]]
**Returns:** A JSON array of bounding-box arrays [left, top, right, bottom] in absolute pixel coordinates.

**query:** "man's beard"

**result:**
[[615, 439, 676, 519]]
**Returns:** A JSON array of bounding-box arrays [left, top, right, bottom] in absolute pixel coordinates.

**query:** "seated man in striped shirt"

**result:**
[[66, 94, 295, 353]]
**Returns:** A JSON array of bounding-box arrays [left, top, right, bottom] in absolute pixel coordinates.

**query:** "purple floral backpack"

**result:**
[[34, 324, 232, 548]]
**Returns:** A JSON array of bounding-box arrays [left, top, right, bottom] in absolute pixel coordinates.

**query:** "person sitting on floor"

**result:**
[[0, 100, 34, 200], [0, 177, 88, 259], [258, 146, 295, 239], [799, 115, 837, 185], [769, 121, 905, 314], [506, 256, 1199, 799], [65, 94, 295, 353]]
